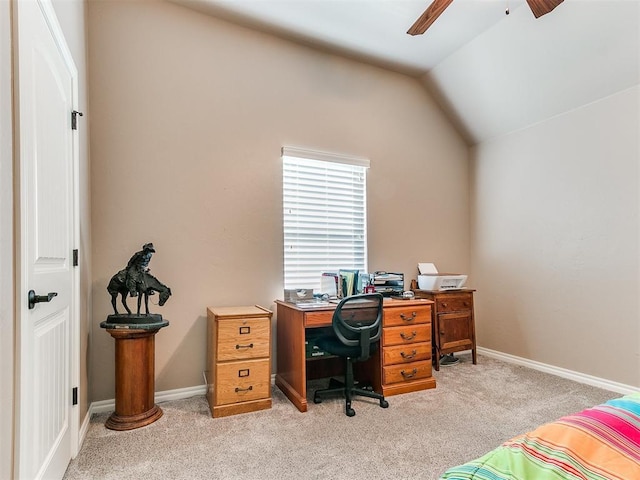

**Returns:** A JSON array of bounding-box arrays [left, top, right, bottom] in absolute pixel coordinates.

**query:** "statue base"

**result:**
[[100, 313, 169, 330]]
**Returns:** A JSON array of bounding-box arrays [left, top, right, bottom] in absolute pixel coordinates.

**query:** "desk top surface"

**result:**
[[207, 305, 273, 318], [412, 288, 476, 294], [275, 297, 433, 312]]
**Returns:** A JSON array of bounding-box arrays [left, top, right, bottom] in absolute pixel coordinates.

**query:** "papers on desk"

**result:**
[[372, 272, 404, 284], [294, 301, 330, 309], [320, 270, 359, 297], [418, 263, 438, 275], [339, 269, 358, 297]]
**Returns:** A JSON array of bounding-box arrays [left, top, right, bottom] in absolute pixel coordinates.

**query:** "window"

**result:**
[[282, 146, 369, 290]]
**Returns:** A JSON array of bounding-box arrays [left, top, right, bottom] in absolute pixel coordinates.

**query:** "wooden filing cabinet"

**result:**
[[206, 305, 273, 418], [373, 300, 436, 396], [411, 287, 476, 371]]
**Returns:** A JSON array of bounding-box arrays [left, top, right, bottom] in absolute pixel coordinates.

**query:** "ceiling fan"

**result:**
[[407, 0, 564, 35]]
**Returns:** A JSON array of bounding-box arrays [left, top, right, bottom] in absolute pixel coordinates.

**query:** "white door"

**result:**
[[15, 1, 79, 478]]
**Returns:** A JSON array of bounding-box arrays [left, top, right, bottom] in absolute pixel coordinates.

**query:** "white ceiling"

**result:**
[[175, 0, 530, 74], [173, 0, 640, 144]]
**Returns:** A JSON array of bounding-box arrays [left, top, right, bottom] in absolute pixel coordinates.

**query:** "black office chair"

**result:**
[[313, 293, 389, 417]]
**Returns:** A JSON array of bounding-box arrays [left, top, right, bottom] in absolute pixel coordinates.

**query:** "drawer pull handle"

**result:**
[[442, 303, 448, 308], [400, 311, 417, 322], [440, 330, 445, 335], [235, 386, 253, 393], [463, 302, 470, 307], [400, 350, 417, 360], [400, 331, 417, 341], [401, 368, 418, 379], [236, 343, 254, 349]]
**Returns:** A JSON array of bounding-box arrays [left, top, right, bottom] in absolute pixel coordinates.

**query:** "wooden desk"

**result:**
[[275, 298, 436, 412]]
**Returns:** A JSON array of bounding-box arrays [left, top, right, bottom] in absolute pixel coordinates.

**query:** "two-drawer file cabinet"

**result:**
[[375, 300, 436, 396], [206, 305, 273, 418]]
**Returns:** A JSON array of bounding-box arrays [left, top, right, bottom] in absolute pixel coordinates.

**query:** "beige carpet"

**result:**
[[63, 354, 616, 480]]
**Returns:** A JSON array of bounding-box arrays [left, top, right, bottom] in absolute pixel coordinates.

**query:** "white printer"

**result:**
[[416, 263, 467, 291]]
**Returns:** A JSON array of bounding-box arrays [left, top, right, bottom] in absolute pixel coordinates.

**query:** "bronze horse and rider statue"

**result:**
[[107, 243, 172, 316]]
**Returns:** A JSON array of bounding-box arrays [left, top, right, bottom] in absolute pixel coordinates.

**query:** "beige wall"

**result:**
[[1, 2, 14, 477], [471, 86, 640, 387], [87, 0, 469, 401]]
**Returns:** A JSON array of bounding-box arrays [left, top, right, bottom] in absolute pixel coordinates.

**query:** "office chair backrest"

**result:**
[[332, 293, 384, 361]]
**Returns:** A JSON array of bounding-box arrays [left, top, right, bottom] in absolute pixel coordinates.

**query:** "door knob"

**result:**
[[28, 290, 58, 310]]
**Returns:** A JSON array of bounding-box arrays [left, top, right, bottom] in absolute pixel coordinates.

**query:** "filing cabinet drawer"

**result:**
[[384, 306, 431, 327], [435, 294, 473, 313], [216, 318, 270, 361], [382, 323, 430, 346], [383, 360, 432, 385], [382, 342, 431, 366], [215, 358, 271, 406]]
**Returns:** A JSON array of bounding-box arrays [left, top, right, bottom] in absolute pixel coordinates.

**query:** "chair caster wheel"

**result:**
[[346, 408, 356, 417], [380, 399, 389, 408], [313, 395, 322, 404]]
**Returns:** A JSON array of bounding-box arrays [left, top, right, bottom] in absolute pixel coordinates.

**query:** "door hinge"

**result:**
[[71, 110, 83, 130], [72, 387, 78, 406], [73, 249, 79, 267]]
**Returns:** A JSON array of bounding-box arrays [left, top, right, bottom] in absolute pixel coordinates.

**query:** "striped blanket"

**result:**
[[440, 392, 640, 480]]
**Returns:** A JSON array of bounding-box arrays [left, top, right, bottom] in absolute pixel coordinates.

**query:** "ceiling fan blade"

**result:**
[[407, 0, 454, 36], [526, 0, 564, 18]]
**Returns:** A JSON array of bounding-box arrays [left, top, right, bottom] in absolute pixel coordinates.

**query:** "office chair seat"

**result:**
[[313, 293, 389, 417]]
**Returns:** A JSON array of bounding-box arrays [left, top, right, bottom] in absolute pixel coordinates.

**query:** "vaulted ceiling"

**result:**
[[172, 0, 640, 144]]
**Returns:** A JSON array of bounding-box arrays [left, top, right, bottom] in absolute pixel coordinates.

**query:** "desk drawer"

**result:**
[[382, 342, 431, 366], [217, 318, 270, 361], [382, 323, 430, 346], [215, 358, 270, 405], [383, 360, 432, 385], [436, 295, 473, 313], [384, 306, 431, 327], [304, 310, 333, 328]]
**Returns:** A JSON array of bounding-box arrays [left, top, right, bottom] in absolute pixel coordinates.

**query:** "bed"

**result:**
[[440, 392, 640, 480]]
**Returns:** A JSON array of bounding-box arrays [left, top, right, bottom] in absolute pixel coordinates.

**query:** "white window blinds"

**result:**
[[282, 147, 369, 290]]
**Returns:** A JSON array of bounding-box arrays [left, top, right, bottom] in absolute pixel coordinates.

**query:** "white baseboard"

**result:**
[[477, 347, 638, 395], [79, 408, 91, 442], [73, 408, 92, 458], [88, 375, 279, 418], [155, 384, 208, 403], [89, 384, 207, 415]]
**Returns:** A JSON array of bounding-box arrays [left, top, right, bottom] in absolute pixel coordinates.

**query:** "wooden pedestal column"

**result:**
[[104, 327, 164, 430]]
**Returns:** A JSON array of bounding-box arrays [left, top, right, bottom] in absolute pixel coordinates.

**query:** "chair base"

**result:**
[[313, 377, 389, 417]]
